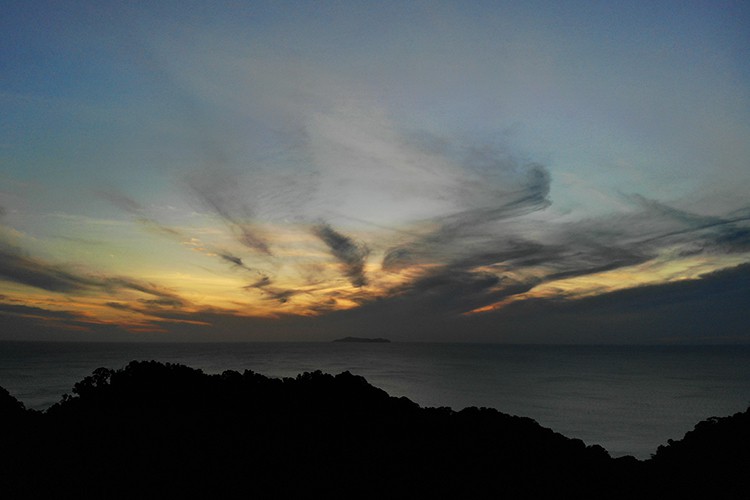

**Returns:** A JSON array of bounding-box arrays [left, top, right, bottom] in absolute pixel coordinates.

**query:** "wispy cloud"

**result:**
[[0, 242, 100, 292], [312, 223, 369, 287], [101, 187, 275, 283], [78, 121, 750, 322], [371, 192, 750, 316], [0, 239, 190, 309], [187, 169, 272, 255], [0, 302, 85, 322], [381, 146, 551, 272], [102, 277, 188, 308]]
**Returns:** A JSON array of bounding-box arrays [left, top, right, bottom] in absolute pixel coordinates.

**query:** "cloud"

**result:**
[[397, 268, 533, 314], [101, 187, 274, 279], [217, 251, 244, 267], [187, 169, 272, 255], [474, 263, 750, 344], [0, 302, 84, 321], [260, 288, 298, 304], [4, 261, 749, 344], [214, 250, 267, 276], [242, 279, 299, 304], [312, 223, 369, 287], [98, 188, 184, 239], [303, 262, 750, 344], [0, 300, 144, 339], [627, 196, 750, 250], [105, 301, 135, 311], [101, 277, 189, 308], [0, 243, 100, 292], [0, 240, 190, 309], [376, 193, 750, 317], [248, 275, 272, 288], [97, 188, 145, 214], [84, 135, 750, 324], [381, 152, 551, 272]]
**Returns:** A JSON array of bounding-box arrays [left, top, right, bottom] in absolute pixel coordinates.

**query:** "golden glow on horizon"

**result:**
[[3, 206, 750, 336], [466, 253, 750, 315]]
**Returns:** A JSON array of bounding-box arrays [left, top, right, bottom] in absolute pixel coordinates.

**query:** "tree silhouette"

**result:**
[[1, 362, 748, 499]]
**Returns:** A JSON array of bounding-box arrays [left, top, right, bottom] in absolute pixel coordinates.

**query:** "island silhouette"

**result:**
[[1, 361, 747, 498], [332, 336, 391, 343]]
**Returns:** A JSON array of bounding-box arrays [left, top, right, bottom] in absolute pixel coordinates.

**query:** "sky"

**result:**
[[1, 1, 749, 343]]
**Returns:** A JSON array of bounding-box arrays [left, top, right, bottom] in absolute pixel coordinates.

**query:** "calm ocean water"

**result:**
[[1, 341, 749, 459]]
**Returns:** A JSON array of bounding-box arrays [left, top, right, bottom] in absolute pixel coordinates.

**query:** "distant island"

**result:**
[[1, 360, 748, 498], [333, 336, 391, 343]]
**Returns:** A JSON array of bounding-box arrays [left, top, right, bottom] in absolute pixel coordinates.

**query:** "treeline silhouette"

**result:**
[[1, 361, 747, 498]]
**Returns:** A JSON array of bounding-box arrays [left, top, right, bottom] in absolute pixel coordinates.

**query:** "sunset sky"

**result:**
[[2, 1, 749, 342]]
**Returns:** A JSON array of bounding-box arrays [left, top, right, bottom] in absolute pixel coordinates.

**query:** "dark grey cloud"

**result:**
[[312, 223, 369, 287], [376, 151, 741, 320], [241, 274, 301, 304], [378, 242, 545, 314], [712, 226, 750, 253], [210, 250, 281, 295], [302, 262, 750, 344], [214, 250, 268, 276], [4, 263, 748, 344], [0, 241, 190, 309], [105, 301, 135, 311], [380, 228, 646, 316], [0, 302, 84, 321], [218, 251, 244, 267], [544, 202, 750, 284], [378, 194, 749, 317], [382, 157, 551, 272], [243, 281, 296, 304], [137, 217, 184, 239], [99, 188, 184, 239], [560, 200, 750, 273], [102, 277, 189, 307], [472, 263, 750, 344], [261, 288, 297, 304], [394, 268, 533, 314], [628, 197, 750, 250], [97, 188, 144, 214], [101, 187, 274, 279], [188, 169, 272, 255], [0, 243, 100, 292], [249, 275, 272, 288], [138, 297, 186, 308], [0, 300, 142, 341], [105, 295, 185, 314]]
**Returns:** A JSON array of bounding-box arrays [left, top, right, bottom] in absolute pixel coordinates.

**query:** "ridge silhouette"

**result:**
[[1, 360, 747, 498]]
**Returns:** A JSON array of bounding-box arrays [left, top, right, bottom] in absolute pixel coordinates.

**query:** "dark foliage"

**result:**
[[649, 408, 750, 499], [0, 385, 28, 418], [0, 361, 747, 498]]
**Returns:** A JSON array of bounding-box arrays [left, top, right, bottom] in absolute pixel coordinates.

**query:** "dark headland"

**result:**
[[333, 336, 391, 343], [1, 361, 748, 499]]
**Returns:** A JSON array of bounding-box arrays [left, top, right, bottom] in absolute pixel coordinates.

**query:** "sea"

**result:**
[[1, 341, 749, 460]]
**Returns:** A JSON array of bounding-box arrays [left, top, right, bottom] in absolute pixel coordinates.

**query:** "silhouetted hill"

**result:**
[[0, 385, 27, 419], [0, 361, 747, 498], [648, 407, 750, 499]]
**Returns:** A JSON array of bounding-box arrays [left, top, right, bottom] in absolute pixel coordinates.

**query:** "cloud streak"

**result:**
[[0, 240, 189, 308], [101, 188, 275, 284], [188, 169, 272, 255], [0, 243, 100, 293], [312, 223, 369, 287], [381, 154, 551, 273], [372, 192, 750, 316]]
